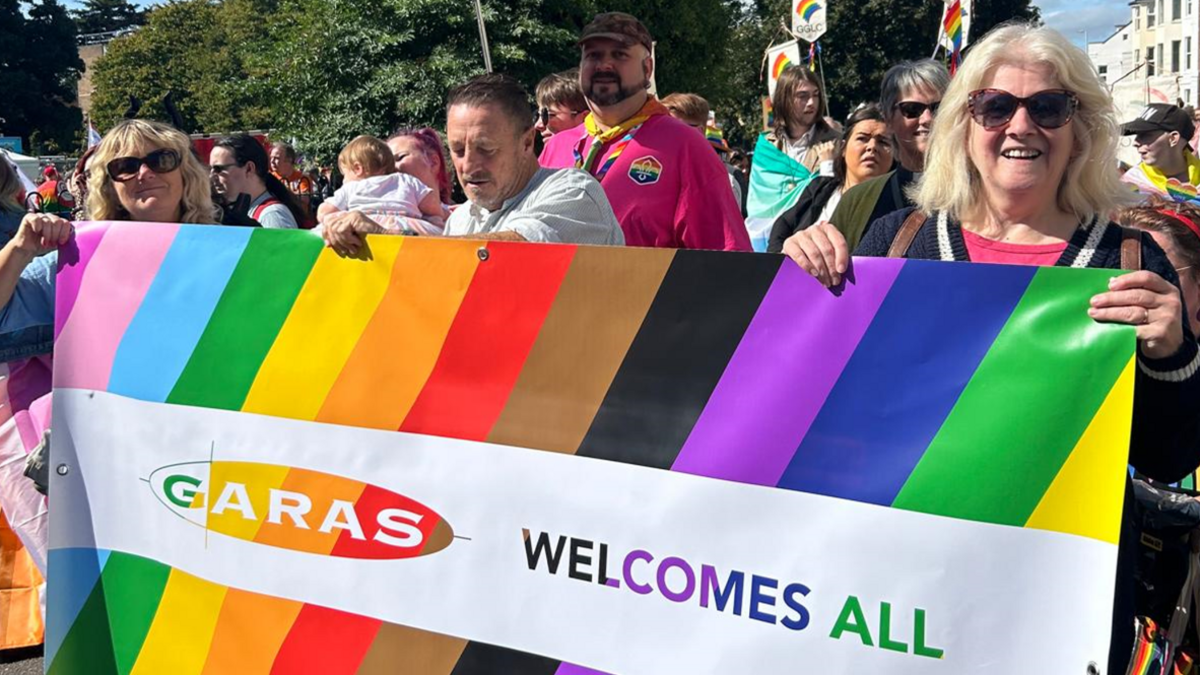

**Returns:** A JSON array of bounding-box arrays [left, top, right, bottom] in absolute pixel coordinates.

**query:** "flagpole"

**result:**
[[472, 0, 493, 73], [816, 44, 830, 116]]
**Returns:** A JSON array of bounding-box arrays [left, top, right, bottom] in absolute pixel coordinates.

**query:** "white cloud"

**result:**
[[1038, 0, 1131, 44]]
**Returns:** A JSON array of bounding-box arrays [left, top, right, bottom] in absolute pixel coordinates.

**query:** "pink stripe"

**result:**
[[55, 222, 113, 339], [555, 665, 612, 675], [53, 223, 179, 390]]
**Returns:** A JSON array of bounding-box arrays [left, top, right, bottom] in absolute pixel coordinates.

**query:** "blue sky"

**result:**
[[1038, 0, 1130, 45]]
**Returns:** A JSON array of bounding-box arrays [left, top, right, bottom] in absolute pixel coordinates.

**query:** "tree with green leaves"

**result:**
[[0, 0, 84, 154], [71, 0, 144, 35], [88, 0, 275, 134]]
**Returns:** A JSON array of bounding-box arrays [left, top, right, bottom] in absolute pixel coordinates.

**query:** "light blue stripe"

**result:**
[[46, 547, 110, 664], [107, 226, 252, 401]]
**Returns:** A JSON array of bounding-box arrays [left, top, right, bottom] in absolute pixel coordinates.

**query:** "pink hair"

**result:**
[[389, 126, 452, 205]]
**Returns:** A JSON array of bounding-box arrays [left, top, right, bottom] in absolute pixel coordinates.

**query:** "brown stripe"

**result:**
[[354, 623, 468, 675], [487, 246, 675, 453]]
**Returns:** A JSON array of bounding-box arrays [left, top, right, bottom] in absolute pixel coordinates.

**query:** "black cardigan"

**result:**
[[766, 176, 840, 253], [859, 208, 1200, 675]]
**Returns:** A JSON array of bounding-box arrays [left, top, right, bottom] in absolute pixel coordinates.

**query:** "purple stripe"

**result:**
[[55, 222, 112, 339], [554, 664, 613, 675], [669, 258, 905, 486]]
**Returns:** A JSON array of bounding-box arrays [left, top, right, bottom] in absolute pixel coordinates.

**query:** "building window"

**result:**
[[1149, 1, 1157, 26], [1099, 65, 1109, 83], [1189, 0, 1194, 16], [1188, 36, 1193, 69], [1160, 42, 1166, 72], [1135, 7, 1142, 29], [1173, 40, 1181, 71], [1149, 46, 1157, 76], [1188, 89, 1193, 103], [1175, 0, 1183, 19]]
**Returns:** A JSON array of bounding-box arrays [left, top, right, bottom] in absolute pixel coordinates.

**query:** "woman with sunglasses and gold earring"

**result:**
[[784, 23, 1200, 675], [0, 119, 220, 360]]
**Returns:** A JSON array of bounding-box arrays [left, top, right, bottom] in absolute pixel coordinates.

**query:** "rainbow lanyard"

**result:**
[[574, 123, 645, 183]]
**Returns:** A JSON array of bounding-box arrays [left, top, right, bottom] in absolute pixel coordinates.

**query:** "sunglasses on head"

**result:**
[[894, 100, 940, 119], [967, 89, 1079, 131], [105, 149, 182, 182]]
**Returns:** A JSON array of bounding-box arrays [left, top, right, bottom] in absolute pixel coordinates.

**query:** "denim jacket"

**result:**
[[0, 251, 56, 362]]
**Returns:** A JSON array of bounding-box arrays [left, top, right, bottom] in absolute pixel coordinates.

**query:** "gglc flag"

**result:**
[[792, 0, 828, 41]]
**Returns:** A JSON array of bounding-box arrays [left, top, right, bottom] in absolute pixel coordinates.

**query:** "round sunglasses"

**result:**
[[105, 149, 182, 182], [967, 89, 1079, 131]]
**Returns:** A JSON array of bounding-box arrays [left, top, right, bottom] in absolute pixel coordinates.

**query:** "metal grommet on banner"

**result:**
[[56, 464, 70, 476], [1086, 662, 1100, 675], [477, 247, 489, 262]]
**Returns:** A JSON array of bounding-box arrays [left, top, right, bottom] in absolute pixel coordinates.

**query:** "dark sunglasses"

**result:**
[[967, 89, 1080, 130], [105, 149, 182, 182], [209, 161, 243, 174], [894, 100, 940, 119], [536, 108, 583, 125]]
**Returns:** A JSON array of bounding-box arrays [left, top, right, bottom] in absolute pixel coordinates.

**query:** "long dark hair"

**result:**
[[214, 135, 308, 226], [771, 66, 831, 141], [833, 103, 891, 185]]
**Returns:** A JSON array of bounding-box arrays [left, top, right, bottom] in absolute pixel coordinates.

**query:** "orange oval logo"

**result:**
[[148, 460, 454, 559]]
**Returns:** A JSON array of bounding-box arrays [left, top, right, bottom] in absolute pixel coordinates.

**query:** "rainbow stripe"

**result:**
[[771, 52, 792, 79], [1166, 177, 1200, 204], [943, 0, 963, 73], [797, 0, 821, 22], [49, 224, 1135, 674]]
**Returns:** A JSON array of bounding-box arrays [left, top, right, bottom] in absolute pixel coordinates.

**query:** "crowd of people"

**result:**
[[3, 10, 1200, 672]]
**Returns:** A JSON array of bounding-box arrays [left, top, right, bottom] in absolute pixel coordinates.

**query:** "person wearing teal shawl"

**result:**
[[745, 66, 839, 251]]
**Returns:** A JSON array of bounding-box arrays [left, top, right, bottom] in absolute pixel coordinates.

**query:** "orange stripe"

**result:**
[[200, 588, 304, 675], [316, 238, 481, 430], [253, 468, 368, 555]]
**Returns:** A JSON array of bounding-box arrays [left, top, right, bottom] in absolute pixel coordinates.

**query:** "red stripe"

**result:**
[[270, 604, 381, 675], [400, 242, 577, 440]]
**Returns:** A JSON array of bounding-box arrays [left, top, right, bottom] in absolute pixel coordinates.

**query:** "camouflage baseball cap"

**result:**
[[578, 12, 653, 53]]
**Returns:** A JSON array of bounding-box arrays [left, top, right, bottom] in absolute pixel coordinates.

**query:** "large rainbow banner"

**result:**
[[48, 223, 1134, 673]]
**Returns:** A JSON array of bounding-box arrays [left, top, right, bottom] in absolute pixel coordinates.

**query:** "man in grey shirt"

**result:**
[[322, 74, 622, 255]]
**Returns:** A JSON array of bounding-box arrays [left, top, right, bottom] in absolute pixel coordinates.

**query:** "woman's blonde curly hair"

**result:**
[[86, 119, 219, 223]]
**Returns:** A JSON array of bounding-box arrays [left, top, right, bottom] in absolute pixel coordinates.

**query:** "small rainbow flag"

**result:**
[[797, 0, 821, 22], [943, 0, 964, 74], [48, 224, 1135, 673], [808, 41, 818, 71]]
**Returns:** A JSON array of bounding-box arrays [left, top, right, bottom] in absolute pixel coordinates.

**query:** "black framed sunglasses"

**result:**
[[894, 100, 940, 119], [967, 89, 1080, 131], [105, 149, 182, 182], [209, 161, 243, 175], [536, 107, 583, 125]]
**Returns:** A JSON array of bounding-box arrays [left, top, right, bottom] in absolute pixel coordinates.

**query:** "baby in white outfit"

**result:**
[[317, 135, 446, 235]]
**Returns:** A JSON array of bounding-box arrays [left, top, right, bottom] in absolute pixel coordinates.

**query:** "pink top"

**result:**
[[962, 229, 1067, 267], [540, 114, 750, 251]]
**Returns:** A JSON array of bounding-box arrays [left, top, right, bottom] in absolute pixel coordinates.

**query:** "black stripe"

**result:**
[[449, 643, 561, 675], [575, 250, 783, 469]]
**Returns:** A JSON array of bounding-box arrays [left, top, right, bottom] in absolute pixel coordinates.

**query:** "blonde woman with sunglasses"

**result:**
[[784, 24, 1200, 674], [0, 119, 220, 361]]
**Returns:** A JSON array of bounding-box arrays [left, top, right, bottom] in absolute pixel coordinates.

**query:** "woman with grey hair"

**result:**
[[784, 23, 1200, 674]]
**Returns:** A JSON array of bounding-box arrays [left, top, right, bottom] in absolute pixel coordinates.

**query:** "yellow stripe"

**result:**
[[207, 461, 291, 543], [129, 568, 228, 675], [241, 238, 404, 420], [315, 238, 481, 429], [1024, 357, 1134, 545]]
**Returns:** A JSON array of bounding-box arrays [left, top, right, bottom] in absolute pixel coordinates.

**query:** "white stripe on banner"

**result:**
[[51, 388, 1116, 673]]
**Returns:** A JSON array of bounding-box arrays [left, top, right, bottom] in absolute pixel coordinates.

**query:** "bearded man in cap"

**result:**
[[1122, 103, 1200, 200], [539, 12, 750, 251]]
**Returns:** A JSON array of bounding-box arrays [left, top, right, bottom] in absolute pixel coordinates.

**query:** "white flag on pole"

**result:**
[[766, 40, 803, 98]]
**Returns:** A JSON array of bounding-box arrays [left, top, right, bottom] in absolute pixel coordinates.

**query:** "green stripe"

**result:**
[[891, 267, 1135, 526], [48, 573, 117, 675], [102, 552, 172, 675], [167, 230, 322, 410]]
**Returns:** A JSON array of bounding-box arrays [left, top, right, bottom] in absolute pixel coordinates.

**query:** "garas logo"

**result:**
[[148, 460, 455, 559]]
